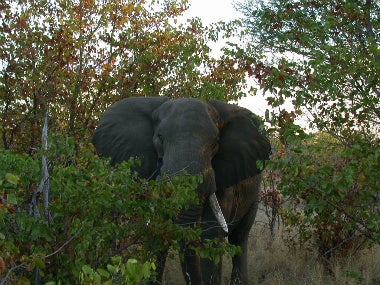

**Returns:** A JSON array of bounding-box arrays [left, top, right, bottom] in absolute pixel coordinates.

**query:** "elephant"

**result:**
[[92, 96, 271, 284]]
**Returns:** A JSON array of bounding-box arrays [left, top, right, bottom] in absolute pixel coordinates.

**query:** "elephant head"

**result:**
[[92, 97, 270, 283]]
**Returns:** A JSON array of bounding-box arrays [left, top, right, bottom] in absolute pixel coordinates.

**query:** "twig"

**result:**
[[45, 233, 80, 259], [0, 263, 26, 285]]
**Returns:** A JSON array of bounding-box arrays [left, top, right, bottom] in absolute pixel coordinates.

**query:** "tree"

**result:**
[[0, 0, 247, 153], [0, 0, 247, 282], [237, 0, 380, 260]]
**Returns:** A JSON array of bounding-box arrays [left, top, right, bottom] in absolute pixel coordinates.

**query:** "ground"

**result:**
[[163, 204, 380, 285]]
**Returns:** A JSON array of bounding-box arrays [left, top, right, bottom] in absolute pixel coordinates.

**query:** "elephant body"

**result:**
[[92, 97, 271, 284]]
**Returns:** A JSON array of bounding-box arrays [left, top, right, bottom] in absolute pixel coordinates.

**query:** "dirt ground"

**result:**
[[162, 206, 380, 285], [162, 206, 273, 284]]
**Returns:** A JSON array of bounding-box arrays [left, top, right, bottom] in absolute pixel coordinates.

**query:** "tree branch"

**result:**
[[45, 233, 80, 259], [0, 263, 26, 285]]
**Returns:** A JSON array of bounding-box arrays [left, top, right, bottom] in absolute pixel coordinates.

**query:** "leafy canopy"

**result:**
[[237, 0, 380, 257], [239, 0, 379, 138], [0, 0, 247, 283], [0, 0, 247, 153]]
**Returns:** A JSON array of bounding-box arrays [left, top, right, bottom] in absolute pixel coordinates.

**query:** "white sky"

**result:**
[[181, 0, 269, 116], [183, 0, 241, 24]]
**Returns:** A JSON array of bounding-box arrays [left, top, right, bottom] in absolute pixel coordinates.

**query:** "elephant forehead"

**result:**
[[160, 98, 208, 115], [157, 99, 217, 131]]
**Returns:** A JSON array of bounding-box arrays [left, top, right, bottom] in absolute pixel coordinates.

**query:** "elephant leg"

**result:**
[[178, 226, 222, 284], [228, 201, 259, 285], [201, 256, 222, 285], [200, 233, 223, 285], [148, 249, 168, 285], [200, 205, 225, 285], [179, 242, 203, 285]]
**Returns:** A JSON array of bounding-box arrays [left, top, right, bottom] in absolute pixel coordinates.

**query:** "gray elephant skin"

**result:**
[[92, 97, 271, 285]]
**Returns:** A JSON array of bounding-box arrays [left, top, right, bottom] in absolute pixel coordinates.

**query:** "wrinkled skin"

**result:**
[[92, 97, 271, 284]]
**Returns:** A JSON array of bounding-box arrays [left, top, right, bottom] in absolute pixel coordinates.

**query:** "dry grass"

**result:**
[[163, 207, 380, 284]]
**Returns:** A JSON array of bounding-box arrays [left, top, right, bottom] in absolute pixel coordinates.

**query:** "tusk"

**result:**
[[209, 193, 228, 233]]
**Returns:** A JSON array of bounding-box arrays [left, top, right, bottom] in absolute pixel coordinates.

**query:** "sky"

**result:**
[[183, 0, 242, 24], [181, 0, 270, 116]]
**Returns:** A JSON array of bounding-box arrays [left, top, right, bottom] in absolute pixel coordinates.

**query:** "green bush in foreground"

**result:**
[[0, 141, 238, 284]]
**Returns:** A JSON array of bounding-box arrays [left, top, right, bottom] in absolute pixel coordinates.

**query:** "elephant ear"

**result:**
[[210, 100, 271, 190], [92, 96, 169, 179]]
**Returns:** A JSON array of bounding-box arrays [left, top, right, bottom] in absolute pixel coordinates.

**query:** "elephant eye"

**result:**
[[157, 134, 164, 144]]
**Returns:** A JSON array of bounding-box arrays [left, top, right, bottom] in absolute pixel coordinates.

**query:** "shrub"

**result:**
[[0, 141, 201, 283], [271, 131, 380, 262]]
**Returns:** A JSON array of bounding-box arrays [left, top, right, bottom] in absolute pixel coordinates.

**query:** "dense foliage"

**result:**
[[2, 0, 379, 282], [0, 143, 205, 283], [0, 0, 244, 283], [238, 0, 380, 259], [0, 0, 247, 153]]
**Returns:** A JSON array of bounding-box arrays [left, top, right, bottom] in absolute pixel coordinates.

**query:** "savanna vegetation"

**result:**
[[1, 0, 379, 284]]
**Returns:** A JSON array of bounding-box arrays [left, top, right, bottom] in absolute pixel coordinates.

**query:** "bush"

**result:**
[[270, 130, 380, 262], [0, 141, 202, 283], [1, 135, 240, 283]]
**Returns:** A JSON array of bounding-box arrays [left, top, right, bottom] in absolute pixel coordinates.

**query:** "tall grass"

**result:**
[[163, 206, 380, 284]]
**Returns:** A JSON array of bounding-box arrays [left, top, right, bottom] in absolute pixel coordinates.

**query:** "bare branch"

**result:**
[[0, 263, 26, 285], [27, 109, 51, 221], [45, 233, 80, 259]]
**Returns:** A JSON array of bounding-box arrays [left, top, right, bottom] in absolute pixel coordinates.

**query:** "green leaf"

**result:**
[[256, 160, 264, 170], [34, 257, 46, 269], [107, 264, 117, 274], [151, 262, 156, 271], [111, 256, 122, 264], [5, 173, 20, 185], [6, 193, 17, 205], [82, 265, 94, 275], [213, 255, 220, 265], [97, 268, 110, 278]]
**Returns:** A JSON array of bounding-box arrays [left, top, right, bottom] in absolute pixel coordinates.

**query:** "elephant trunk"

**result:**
[[159, 155, 228, 233]]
